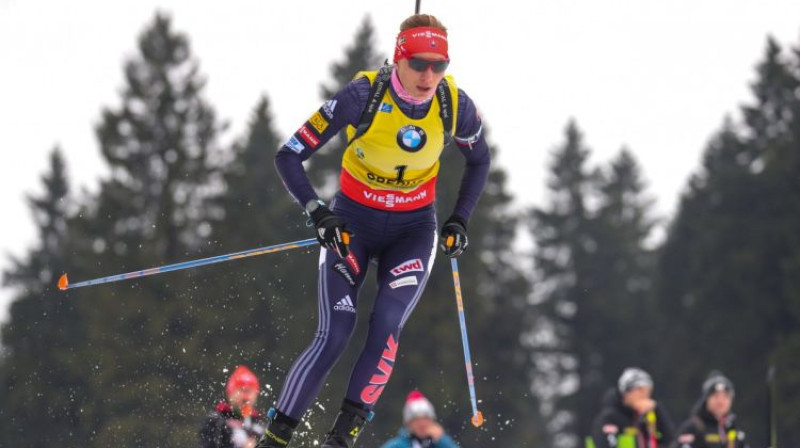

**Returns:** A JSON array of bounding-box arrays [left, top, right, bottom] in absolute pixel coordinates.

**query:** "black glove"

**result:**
[[309, 205, 351, 257], [440, 215, 468, 258]]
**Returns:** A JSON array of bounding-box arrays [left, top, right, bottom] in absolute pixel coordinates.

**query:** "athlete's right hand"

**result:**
[[309, 205, 351, 257]]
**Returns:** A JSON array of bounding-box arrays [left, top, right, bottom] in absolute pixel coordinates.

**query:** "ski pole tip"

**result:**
[[57, 273, 69, 291], [471, 411, 484, 427]]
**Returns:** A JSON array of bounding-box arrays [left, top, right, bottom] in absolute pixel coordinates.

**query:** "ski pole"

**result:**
[[446, 237, 485, 428], [766, 365, 776, 448], [57, 238, 318, 291], [415, 0, 421, 14]]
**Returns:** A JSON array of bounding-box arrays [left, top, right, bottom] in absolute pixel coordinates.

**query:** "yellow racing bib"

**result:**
[[340, 70, 458, 211]]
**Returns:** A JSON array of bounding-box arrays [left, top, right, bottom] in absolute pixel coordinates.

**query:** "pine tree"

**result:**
[[215, 96, 298, 246], [528, 121, 596, 448], [572, 148, 656, 437], [745, 43, 800, 445], [4, 149, 71, 288], [93, 12, 222, 262], [58, 13, 225, 446], [655, 36, 800, 445], [529, 124, 657, 447], [0, 148, 90, 445]]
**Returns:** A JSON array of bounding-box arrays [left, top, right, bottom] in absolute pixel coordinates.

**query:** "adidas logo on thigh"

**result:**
[[333, 295, 356, 313]]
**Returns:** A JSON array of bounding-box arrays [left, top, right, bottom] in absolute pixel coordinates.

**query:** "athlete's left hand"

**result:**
[[440, 215, 468, 258]]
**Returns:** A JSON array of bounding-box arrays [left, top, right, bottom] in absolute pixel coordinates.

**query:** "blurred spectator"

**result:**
[[379, 391, 460, 448], [670, 371, 749, 448], [590, 367, 675, 448], [199, 365, 266, 448]]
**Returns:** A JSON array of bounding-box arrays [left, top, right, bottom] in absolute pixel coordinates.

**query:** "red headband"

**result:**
[[393, 26, 449, 62]]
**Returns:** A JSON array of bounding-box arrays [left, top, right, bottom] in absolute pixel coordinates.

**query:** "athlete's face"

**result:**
[[706, 390, 733, 419], [396, 52, 447, 101]]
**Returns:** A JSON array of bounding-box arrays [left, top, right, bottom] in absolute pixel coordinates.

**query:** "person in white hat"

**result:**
[[590, 367, 675, 448], [379, 391, 460, 448]]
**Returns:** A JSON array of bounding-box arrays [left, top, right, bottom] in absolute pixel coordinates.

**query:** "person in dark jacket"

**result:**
[[199, 365, 266, 448], [379, 391, 460, 448], [670, 371, 749, 448], [590, 367, 675, 448]]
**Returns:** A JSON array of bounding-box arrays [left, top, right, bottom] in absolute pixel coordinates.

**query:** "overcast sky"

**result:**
[[1, 0, 799, 321]]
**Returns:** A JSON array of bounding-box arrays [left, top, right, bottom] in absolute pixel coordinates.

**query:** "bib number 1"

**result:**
[[394, 165, 407, 182]]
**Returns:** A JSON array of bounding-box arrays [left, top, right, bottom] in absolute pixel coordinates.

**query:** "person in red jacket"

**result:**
[[199, 366, 266, 448]]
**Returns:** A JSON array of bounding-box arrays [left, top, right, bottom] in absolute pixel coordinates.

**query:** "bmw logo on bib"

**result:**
[[397, 125, 427, 153]]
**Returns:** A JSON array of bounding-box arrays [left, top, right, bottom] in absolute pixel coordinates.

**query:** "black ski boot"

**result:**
[[255, 408, 297, 448], [320, 400, 374, 448]]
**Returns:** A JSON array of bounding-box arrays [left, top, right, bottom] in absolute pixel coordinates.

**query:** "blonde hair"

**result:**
[[400, 14, 447, 32]]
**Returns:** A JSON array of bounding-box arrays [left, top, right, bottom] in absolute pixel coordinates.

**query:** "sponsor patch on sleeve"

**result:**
[[298, 125, 320, 148], [285, 136, 305, 153], [602, 425, 619, 435], [389, 276, 418, 289], [322, 99, 337, 118], [309, 111, 329, 134]]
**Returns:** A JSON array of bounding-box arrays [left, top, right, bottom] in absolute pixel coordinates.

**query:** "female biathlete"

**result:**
[[257, 14, 490, 448]]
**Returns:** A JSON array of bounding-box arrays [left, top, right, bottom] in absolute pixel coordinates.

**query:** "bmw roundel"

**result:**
[[396, 125, 427, 152]]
